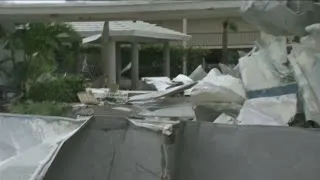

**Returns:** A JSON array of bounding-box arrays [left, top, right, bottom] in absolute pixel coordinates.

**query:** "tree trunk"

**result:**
[[8, 35, 16, 69], [222, 20, 228, 64], [73, 42, 83, 74]]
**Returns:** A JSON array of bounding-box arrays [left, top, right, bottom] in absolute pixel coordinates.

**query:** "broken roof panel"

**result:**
[[128, 82, 197, 102], [0, 113, 88, 180]]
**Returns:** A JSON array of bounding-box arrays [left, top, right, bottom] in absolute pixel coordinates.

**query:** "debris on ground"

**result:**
[[188, 65, 207, 81], [6, 1, 320, 179], [138, 103, 194, 119], [213, 113, 236, 124], [73, 2, 320, 128], [112, 106, 132, 112], [72, 103, 95, 119], [239, 32, 293, 93], [142, 77, 173, 91], [80, 29, 315, 127], [194, 102, 242, 122], [288, 23, 320, 125], [184, 67, 218, 96], [128, 118, 179, 135], [190, 68, 246, 104], [128, 82, 196, 102], [237, 94, 297, 126], [218, 63, 240, 78], [77, 29, 315, 127], [172, 74, 193, 85], [77, 91, 100, 105], [85, 88, 130, 105]]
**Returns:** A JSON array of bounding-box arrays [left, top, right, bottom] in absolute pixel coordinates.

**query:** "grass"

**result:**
[[9, 101, 69, 116]]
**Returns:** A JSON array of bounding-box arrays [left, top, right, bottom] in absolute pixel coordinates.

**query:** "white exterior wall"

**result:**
[[149, 17, 260, 49]]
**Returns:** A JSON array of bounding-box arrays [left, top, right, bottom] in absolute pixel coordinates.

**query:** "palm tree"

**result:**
[[0, 23, 80, 91], [221, 19, 238, 64]]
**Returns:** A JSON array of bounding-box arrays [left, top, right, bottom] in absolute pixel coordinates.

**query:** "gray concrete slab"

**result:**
[[43, 116, 165, 180], [44, 115, 320, 180], [174, 122, 320, 180]]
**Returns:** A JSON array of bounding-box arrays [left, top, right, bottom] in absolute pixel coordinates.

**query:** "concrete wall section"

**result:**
[[44, 117, 320, 180], [174, 122, 320, 180], [43, 116, 165, 180]]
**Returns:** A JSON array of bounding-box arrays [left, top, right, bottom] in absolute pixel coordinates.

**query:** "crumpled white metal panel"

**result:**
[[237, 94, 297, 126], [0, 113, 88, 180], [241, 0, 319, 36], [288, 24, 320, 124], [190, 69, 246, 104], [142, 77, 173, 91], [239, 33, 291, 92]]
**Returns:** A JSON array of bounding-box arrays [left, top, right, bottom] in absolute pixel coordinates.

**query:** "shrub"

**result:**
[[9, 101, 68, 116], [121, 45, 208, 78], [27, 75, 84, 102]]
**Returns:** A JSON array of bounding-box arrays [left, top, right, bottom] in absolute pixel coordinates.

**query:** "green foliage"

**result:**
[[9, 101, 68, 116], [117, 45, 209, 78], [15, 23, 80, 55], [27, 76, 85, 103], [0, 23, 81, 89], [228, 21, 238, 32]]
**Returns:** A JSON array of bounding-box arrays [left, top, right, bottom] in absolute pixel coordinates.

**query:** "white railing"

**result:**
[[171, 31, 260, 48]]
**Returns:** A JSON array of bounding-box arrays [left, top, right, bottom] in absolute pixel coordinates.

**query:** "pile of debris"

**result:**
[[119, 26, 320, 128], [73, 0, 320, 128]]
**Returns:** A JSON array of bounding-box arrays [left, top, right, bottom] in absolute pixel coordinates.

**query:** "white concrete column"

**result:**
[[116, 43, 122, 84], [106, 39, 116, 87], [131, 42, 139, 90], [163, 42, 170, 77], [101, 21, 109, 87], [182, 18, 188, 75]]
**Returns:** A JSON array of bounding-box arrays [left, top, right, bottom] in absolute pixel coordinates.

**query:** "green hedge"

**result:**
[[121, 45, 208, 78], [9, 101, 68, 116], [27, 76, 84, 102]]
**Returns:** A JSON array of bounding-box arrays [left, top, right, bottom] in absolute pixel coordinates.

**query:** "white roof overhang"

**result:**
[[72, 21, 191, 43], [0, 1, 241, 22]]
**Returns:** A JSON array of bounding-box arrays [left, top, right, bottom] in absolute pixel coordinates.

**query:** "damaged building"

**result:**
[[2, 0, 320, 180]]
